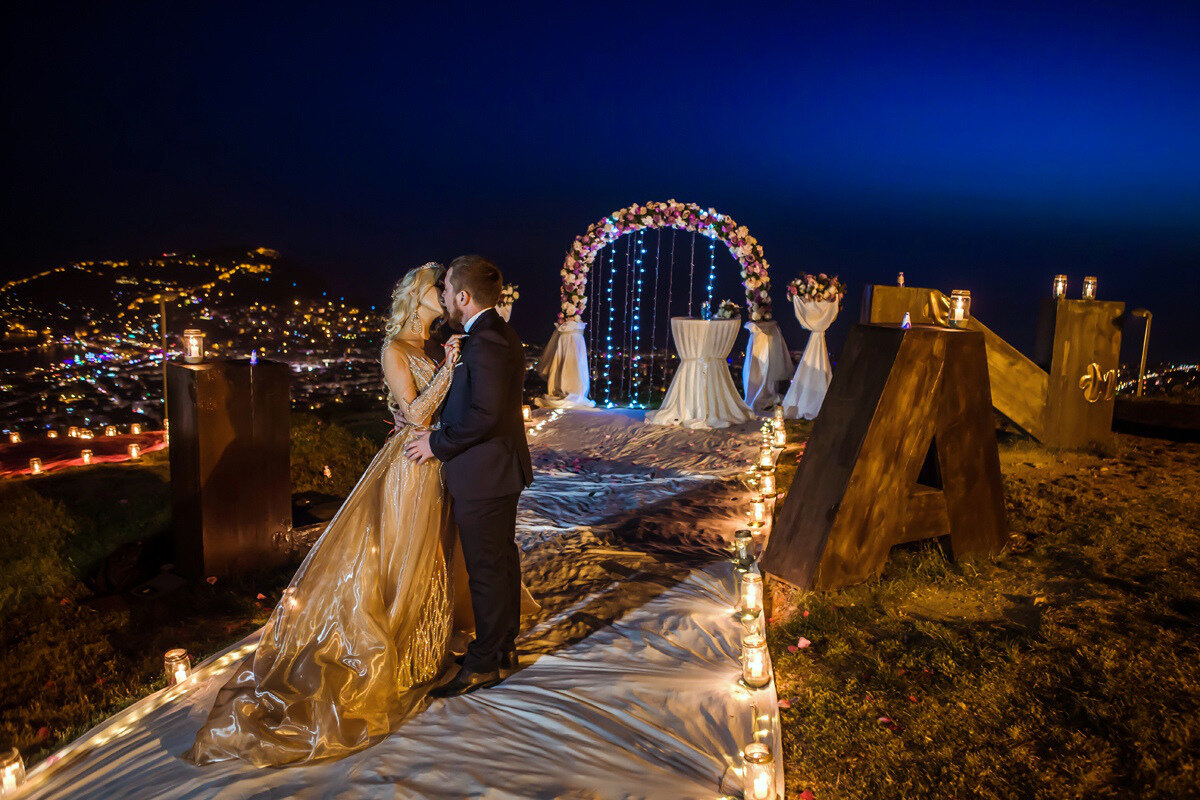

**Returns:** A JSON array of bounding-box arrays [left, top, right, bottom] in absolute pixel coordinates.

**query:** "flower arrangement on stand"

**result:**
[[787, 273, 846, 305], [556, 200, 775, 325], [712, 299, 741, 320], [499, 283, 519, 308]]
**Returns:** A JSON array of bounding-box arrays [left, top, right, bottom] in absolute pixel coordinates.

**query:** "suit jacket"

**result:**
[[429, 308, 534, 500]]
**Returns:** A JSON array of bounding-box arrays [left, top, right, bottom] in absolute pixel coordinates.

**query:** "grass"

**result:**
[[769, 435, 1200, 799]]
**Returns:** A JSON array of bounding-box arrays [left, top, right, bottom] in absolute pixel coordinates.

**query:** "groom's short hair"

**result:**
[[447, 255, 503, 307]]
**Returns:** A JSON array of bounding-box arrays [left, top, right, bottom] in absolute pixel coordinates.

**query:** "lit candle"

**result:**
[[130, 423, 142, 435], [742, 742, 776, 800], [163, 648, 191, 686], [748, 496, 768, 529], [740, 572, 764, 617], [1, 747, 26, 795], [128, 443, 141, 460], [1082, 276, 1097, 300], [949, 290, 971, 326], [772, 424, 785, 447], [183, 328, 206, 363], [79, 428, 94, 440], [81, 449, 93, 465], [105, 425, 117, 437], [772, 405, 784, 429], [758, 446, 773, 470], [733, 529, 754, 566], [522, 404, 532, 423], [760, 472, 776, 497], [67, 426, 79, 438], [29, 458, 42, 475], [47, 430, 58, 439], [741, 633, 771, 688], [1053, 274, 1068, 298], [7, 432, 19, 444], [897, 271, 905, 287]]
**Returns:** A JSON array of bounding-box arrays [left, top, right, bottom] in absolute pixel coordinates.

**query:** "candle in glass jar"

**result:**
[[772, 424, 785, 447], [47, 430, 58, 439], [758, 446, 773, 470], [130, 423, 142, 435], [68, 426, 79, 438], [164, 648, 191, 686], [81, 449, 93, 465], [760, 472, 776, 497], [740, 572, 764, 617], [1082, 276, 1097, 300], [773, 405, 784, 428], [29, 458, 42, 475], [733, 529, 754, 565], [741, 633, 771, 688], [522, 404, 532, 423], [7, 432, 19, 444], [1, 747, 26, 795], [183, 328, 206, 363], [949, 290, 971, 326], [1053, 274, 1068, 298], [742, 742, 776, 800], [128, 443, 141, 460], [748, 496, 768, 529]]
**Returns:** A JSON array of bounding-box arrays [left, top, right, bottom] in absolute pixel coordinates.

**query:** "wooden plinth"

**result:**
[[167, 359, 291, 579], [761, 323, 1008, 591]]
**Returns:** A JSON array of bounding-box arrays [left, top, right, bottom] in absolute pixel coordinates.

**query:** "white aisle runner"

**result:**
[[23, 410, 782, 800]]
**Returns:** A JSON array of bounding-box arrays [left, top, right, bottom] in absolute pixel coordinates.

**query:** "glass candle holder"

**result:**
[[81, 449, 93, 465], [740, 572, 764, 617], [1, 747, 26, 795], [183, 328, 206, 363], [772, 425, 785, 447], [757, 446, 773, 470], [748, 496, 768, 529], [47, 430, 58, 439], [949, 290, 971, 327], [741, 633, 772, 688], [759, 472, 776, 497], [29, 458, 42, 475], [82, 429, 95, 440], [1053, 274, 1068, 298], [773, 405, 784, 429], [522, 404, 532, 423], [733, 529, 754, 566], [742, 742, 776, 800], [7, 432, 19, 444], [128, 443, 141, 460], [130, 423, 142, 435], [742, 610, 766, 638], [1082, 276, 1098, 300], [164, 648, 191, 686], [105, 425, 117, 437], [67, 426, 79, 438]]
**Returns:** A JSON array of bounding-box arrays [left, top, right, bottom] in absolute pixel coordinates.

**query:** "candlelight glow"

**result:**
[[742, 742, 776, 800], [760, 472, 776, 497], [183, 328, 206, 363], [128, 443, 141, 460], [105, 425, 117, 436], [67, 426, 79, 438], [29, 458, 42, 475], [1053, 274, 1068, 298], [1, 747, 25, 795], [949, 290, 971, 326], [748, 496, 768, 529], [47, 430, 58, 439], [81, 449, 93, 465], [1082, 276, 1098, 300], [740, 572, 764, 617], [758, 446, 773, 470], [8, 432, 19, 444], [522, 404, 532, 422], [164, 649, 191, 686], [741, 633, 771, 688], [733, 529, 754, 566], [130, 423, 142, 435]]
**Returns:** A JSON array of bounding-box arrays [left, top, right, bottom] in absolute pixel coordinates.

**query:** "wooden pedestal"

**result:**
[[167, 359, 291, 579], [761, 323, 1008, 591]]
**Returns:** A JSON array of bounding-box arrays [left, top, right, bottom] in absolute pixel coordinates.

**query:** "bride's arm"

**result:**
[[382, 345, 455, 428]]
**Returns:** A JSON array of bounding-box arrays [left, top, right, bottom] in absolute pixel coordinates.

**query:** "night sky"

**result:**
[[3, 2, 1198, 361]]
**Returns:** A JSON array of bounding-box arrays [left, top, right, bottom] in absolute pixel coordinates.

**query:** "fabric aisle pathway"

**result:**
[[21, 408, 785, 799]]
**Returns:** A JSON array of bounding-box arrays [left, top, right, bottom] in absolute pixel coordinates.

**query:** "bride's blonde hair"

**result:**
[[383, 262, 445, 346]]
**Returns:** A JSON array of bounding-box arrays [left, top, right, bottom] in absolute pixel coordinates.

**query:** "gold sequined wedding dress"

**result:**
[[185, 346, 468, 767]]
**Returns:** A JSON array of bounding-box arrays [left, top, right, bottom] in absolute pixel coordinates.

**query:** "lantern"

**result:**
[[7, 432, 19, 444], [29, 458, 42, 475], [1053, 274, 1068, 298], [772, 423, 785, 447], [79, 429, 94, 440], [1, 748, 25, 795], [47, 429, 58, 439], [740, 572, 764, 617], [522, 404, 532, 423], [1082, 276, 1098, 300], [748, 496, 768, 529], [81, 449, 93, 465], [949, 290, 971, 327], [128, 443, 141, 460], [130, 423, 142, 435], [757, 446, 773, 470], [105, 425, 117, 437], [67, 426, 79, 438], [772, 405, 784, 429], [741, 633, 771, 688], [733, 529, 754, 566], [183, 328, 206, 363], [897, 271, 905, 287], [164, 648, 191, 686], [742, 742, 776, 800], [760, 471, 776, 497]]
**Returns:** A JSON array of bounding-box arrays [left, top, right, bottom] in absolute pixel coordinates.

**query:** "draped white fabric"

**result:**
[[782, 298, 840, 419], [742, 319, 793, 411], [20, 409, 785, 800], [537, 321, 595, 408], [646, 318, 754, 429], [495, 304, 512, 322]]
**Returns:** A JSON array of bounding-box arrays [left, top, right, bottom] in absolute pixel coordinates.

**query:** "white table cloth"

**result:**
[[538, 321, 595, 408], [782, 297, 839, 419], [742, 319, 793, 411], [646, 317, 754, 429]]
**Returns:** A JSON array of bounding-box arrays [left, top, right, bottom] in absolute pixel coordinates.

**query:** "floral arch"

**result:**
[[557, 200, 773, 325]]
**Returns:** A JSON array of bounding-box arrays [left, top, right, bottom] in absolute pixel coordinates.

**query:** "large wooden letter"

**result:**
[[762, 323, 1007, 591]]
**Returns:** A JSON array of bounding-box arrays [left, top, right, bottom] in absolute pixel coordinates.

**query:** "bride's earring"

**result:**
[[409, 315, 421, 333]]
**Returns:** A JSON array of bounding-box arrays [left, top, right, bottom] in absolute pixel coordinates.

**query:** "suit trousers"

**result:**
[[452, 491, 522, 672]]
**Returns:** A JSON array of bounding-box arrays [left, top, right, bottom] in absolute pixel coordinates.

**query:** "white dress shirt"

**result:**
[[463, 307, 494, 333]]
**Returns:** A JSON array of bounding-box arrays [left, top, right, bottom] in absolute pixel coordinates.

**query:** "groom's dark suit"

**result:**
[[429, 308, 533, 672]]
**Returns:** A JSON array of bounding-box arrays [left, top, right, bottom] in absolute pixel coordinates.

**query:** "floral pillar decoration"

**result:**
[[545, 200, 781, 408], [496, 283, 519, 322], [782, 273, 845, 420]]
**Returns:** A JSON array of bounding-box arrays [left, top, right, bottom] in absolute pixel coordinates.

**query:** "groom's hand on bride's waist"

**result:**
[[404, 431, 437, 465]]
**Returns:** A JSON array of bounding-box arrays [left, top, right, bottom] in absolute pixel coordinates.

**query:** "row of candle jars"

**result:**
[[28, 443, 140, 474], [1052, 274, 1099, 299]]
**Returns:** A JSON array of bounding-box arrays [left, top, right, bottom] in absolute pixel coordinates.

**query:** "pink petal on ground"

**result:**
[[787, 645, 799, 653], [797, 637, 811, 648], [778, 698, 792, 709], [909, 695, 919, 703], [256, 593, 267, 600], [803, 610, 810, 617], [877, 716, 892, 725], [205, 576, 218, 585], [799, 791, 816, 800]]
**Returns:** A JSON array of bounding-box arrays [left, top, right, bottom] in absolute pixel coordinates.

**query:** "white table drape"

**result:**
[[782, 298, 840, 419], [538, 321, 595, 408], [742, 319, 793, 412], [646, 317, 754, 429], [496, 304, 513, 322]]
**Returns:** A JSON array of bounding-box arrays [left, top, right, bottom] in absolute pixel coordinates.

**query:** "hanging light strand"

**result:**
[[662, 228, 677, 391], [603, 238, 617, 406], [631, 230, 647, 407], [688, 229, 696, 317], [648, 227, 663, 407], [621, 234, 634, 404]]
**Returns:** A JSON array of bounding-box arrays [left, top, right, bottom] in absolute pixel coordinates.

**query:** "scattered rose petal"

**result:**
[[205, 576, 218, 585], [802, 609, 809, 617], [796, 637, 811, 649], [787, 645, 799, 653], [36, 726, 51, 741], [877, 716, 892, 725], [909, 695, 919, 703], [255, 593, 267, 600], [777, 698, 792, 709], [799, 791, 816, 800]]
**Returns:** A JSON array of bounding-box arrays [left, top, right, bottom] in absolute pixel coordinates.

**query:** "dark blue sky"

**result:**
[[3, 2, 1198, 360]]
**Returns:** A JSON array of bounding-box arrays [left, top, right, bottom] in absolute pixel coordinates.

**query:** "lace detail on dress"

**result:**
[[384, 344, 455, 431]]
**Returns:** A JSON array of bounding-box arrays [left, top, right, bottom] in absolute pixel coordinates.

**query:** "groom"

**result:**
[[405, 254, 533, 698]]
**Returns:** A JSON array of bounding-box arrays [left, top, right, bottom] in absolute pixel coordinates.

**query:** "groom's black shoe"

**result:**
[[454, 647, 519, 676], [429, 667, 501, 699]]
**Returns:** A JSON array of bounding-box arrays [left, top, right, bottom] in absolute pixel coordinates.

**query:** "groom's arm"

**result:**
[[429, 332, 507, 462]]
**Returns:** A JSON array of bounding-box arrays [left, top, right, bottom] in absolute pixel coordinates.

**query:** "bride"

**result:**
[[185, 263, 529, 768]]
